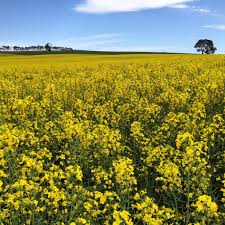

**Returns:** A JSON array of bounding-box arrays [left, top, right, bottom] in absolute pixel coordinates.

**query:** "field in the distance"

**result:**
[[1, 54, 225, 224], [0, 53, 184, 67]]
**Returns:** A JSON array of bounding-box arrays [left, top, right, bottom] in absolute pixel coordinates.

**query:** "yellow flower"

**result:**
[[84, 202, 92, 212], [193, 195, 218, 217], [113, 157, 137, 191]]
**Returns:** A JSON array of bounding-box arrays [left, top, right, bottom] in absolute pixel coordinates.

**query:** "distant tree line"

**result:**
[[0, 43, 74, 52], [0, 40, 218, 54]]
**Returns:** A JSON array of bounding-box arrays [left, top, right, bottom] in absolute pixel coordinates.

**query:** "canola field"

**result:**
[[1, 53, 225, 224]]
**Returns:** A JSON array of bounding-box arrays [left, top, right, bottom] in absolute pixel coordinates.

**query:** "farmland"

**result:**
[[1, 54, 225, 224]]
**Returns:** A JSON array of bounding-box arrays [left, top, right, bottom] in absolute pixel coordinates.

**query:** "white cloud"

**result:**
[[100, 45, 189, 53], [53, 33, 123, 50], [193, 8, 210, 13], [190, 6, 215, 14], [74, 0, 193, 13], [53, 34, 185, 52], [170, 4, 189, 9], [0, 40, 31, 46], [203, 24, 225, 31]]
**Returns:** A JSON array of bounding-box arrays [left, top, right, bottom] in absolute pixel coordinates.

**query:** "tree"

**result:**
[[194, 39, 217, 54], [13, 46, 20, 51], [2, 46, 10, 51], [45, 43, 52, 52]]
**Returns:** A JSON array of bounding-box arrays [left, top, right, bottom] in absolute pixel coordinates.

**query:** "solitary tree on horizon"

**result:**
[[194, 39, 217, 54]]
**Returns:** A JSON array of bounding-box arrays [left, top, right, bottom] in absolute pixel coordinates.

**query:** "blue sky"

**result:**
[[1, 0, 225, 53]]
